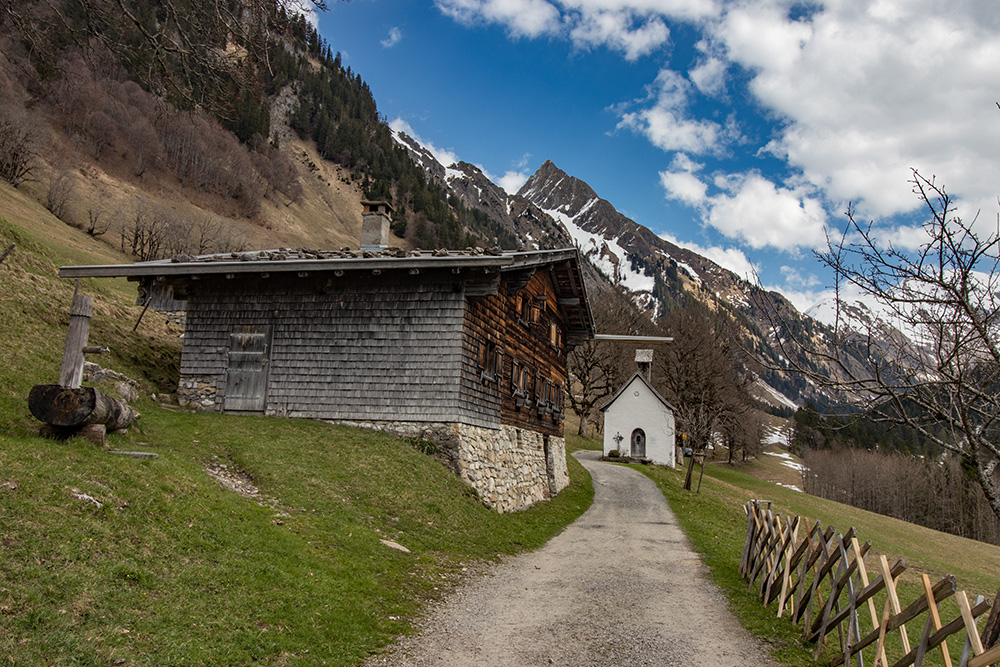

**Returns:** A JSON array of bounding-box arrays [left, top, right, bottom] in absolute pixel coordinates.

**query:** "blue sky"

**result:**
[[315, 0, 1000, 311]]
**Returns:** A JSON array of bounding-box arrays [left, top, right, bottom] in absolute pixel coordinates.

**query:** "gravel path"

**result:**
[[365, 450, 772, 666]]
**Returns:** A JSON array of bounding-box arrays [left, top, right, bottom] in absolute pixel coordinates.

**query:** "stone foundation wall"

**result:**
[[177, 375, 220, 410], [333, 419, 568, 513]]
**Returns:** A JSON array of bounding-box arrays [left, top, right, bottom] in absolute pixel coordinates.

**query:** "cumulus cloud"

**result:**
[[389, 118, 460, 168], [617, 69, 723, 153], [380, 27, 403, 48], [498, 170, 532, 194], [569, 10, 670, 60], [434, 0, 562, 38], [659, 232, 757, 281], [659, 169, 707, 206], [712, 0, 1000, 219], [688, 54, 726, 96], [435, 0, 1000, 263], [705, 172, 828, 249]]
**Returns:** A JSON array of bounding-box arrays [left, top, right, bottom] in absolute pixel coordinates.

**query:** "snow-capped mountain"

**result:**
[[390, 129, 865, 410]]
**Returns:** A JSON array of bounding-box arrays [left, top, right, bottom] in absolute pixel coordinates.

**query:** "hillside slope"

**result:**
[[0, 183, 594, 666]]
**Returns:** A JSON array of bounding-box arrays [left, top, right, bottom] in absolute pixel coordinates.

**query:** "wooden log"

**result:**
[[29, 385, 139, 431]]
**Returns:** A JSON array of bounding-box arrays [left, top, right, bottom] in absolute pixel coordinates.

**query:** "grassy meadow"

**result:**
[[639, 458, 1000, 667], [2, 179, 999, 666], [0, 188, 594, 665]]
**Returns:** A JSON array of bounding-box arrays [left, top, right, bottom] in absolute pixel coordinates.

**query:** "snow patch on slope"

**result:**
[[541, 202, 655, 294]]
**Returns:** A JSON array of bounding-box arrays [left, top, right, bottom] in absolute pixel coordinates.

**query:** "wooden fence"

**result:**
[[740, 500, 1000, 667]]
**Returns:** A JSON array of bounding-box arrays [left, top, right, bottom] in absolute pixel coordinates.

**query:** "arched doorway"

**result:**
[[631, 428, 646, 458]]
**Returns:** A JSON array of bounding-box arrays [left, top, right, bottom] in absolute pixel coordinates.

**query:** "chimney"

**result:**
[[635, 349, 653, 381], [360, 199, 393, 251]]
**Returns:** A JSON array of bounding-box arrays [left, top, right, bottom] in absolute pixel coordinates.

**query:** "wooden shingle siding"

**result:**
[[462, 270, 567, 437], [178, 272, 491, 426]]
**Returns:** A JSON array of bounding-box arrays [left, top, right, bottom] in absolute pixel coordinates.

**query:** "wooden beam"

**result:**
[[592, 334, 674, 343]]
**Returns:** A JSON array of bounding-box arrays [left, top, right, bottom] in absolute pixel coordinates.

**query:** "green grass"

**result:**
[[0, 184, 595, 666], [0, 410, 593, 666], [638, 460, 1000, 667]]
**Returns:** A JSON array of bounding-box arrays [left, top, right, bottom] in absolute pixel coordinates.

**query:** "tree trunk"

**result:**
[[29, 384, 139, 431], [577, 415, 589, 437]]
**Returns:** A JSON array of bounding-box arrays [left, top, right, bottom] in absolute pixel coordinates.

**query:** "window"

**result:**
[[530, 305, 541, 324], [552, 382, 565, 422], [511, 361, 525, 396], [514, 294, 524, 320], [549, 322, 563, 352], [478, 339, 501, 382]]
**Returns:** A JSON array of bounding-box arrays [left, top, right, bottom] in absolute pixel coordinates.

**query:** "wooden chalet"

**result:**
[[61, 240, 595, 512]]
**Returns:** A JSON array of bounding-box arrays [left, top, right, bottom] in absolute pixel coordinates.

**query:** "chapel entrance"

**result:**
[[631, 428, 646, 458]]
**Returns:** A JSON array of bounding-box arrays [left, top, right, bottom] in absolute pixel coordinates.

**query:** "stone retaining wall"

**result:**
[[177, 375, 219, 410], [333, 419, 568, 513]]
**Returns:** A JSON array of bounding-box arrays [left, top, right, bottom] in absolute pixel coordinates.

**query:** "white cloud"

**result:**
[[434, 0, 562, 38], [389, 118, 460, 168], [711, 0, 1000, 219], [688, 55, 726, 96], [659, 169, 706, 205], [659, 232, 757, 281], [569, 10, 670, 60], [499, 170, 531, 194], [705, 172, 828, 249], [380, 27, 403, 48], [435, 0, 1000, 259], [617, 69, 723, 153]]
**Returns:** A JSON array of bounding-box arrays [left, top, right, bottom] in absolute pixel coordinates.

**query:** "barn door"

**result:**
[[224, 325, 271, 412], [631, 428, 646, 458]]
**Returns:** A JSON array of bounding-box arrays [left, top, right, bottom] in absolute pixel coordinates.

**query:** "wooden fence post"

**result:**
[[59, 292, 93, 388]]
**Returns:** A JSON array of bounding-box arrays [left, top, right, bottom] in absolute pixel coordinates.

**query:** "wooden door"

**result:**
[[631, 428, 646, 458], [224, 325, 271, 412]]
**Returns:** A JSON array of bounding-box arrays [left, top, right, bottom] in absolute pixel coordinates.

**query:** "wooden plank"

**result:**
[[968, 643, 1000, 667], [958, 591, 987, 656], [923, 573, 954, 667], [777, 517, 803, 616], [854, 536, 889, 667], [881, 554, 912, 655], [887, 600, 992, 667], [765, 515, 799, 605], [854, 574, 957, 665], [825, 557, 907, 636]]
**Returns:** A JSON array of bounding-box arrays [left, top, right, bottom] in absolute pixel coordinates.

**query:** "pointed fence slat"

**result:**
[[740, 500, 997, 667]]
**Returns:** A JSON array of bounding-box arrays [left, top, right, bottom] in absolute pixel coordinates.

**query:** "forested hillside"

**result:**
[[0, 0, 513, 255]]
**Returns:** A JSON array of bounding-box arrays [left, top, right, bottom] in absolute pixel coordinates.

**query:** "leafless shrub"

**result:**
[[46, 169, 77, 220], [84, 201, 111, 237], [120, 198, 169, 261], [0, 100, 40, 186]]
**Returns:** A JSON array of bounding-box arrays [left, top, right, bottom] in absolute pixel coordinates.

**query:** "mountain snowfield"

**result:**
[[389, 128, 885, 410]]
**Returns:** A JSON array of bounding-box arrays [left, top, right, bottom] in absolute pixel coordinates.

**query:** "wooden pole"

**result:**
[[59, 293, 93, 388]]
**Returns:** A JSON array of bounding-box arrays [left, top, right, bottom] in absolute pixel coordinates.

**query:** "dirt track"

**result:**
[[364, 450, 772, 666]]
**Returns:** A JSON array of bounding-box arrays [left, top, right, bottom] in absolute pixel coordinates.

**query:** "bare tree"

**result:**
[[84, 201, 111, 237], [783, 169, 1000, 523], [566, 289, 651, 437], [655, 304, 753, 489], [120, 198, 168, 261], [0, 99, 40, 186], [46, 169, 77, 219]]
